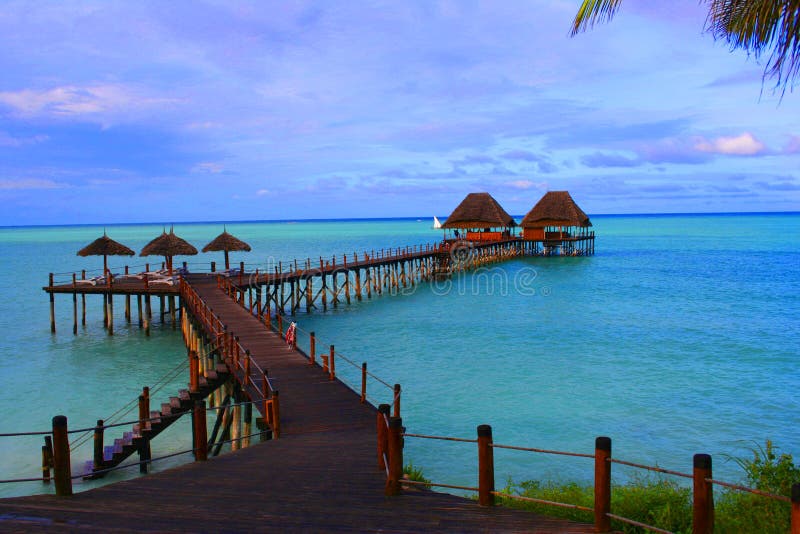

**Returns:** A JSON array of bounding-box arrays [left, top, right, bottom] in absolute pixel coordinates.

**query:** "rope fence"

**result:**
[[381, 425, 800, 534]]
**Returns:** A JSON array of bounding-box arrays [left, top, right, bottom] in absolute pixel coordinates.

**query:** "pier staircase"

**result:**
[[83, 363, 232, 479]]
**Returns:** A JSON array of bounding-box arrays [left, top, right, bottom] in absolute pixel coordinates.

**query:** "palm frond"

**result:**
[[705, 0, 800, 90], [571, 0, 625, 36]]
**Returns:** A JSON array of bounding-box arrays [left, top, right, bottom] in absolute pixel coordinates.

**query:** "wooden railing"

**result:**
[[179, 277, 280, 437], [378, 423, 800, 533]]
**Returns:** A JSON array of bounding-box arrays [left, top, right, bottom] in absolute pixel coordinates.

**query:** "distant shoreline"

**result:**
[[0, 210, 797, 230]]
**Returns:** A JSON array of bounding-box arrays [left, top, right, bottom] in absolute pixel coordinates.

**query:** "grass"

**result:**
[[410, 441, 798, 533]]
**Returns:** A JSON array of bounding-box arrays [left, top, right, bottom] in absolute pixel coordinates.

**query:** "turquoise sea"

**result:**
[[0, 213, 798, 498]]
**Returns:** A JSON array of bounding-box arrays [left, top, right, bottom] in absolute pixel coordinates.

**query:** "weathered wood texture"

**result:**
[[6, 276, 593, 532]]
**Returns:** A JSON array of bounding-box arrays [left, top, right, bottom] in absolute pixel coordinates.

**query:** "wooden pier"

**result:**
[[7, 260, 595, 532]]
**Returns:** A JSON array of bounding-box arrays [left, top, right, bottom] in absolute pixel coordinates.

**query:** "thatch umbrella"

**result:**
[[442, 192, 517, 229], [202, 228, 251, 270], [140, 228, 198, 275], [77, 232, 135, 276]]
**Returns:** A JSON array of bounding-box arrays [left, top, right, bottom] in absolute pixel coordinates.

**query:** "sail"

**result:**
[[433, 216, 442, 229]]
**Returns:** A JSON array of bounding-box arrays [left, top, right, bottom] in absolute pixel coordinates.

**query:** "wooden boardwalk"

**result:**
[[6, 276, 594, 532]]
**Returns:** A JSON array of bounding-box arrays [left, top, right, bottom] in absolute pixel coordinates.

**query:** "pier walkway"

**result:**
[[2, 275, 594, 532]]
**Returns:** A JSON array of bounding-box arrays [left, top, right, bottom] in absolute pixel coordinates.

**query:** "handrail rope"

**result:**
[[0, 430, 53, 437], [215, 430, 267, 448], [72, 447, 197, 479], [491, 490, 595, 513], [705, 478, 791, 503], [0, 476, 51, 484], [383, 453, 389, 477], [291, 323, 394, 391], [403, 433, 477, 444], [492, 443, 595, 459], [69, 358, 190, 450], [405, 480, 479, 492], [605, 513, 674, 534], [609, 458, 692, 479]]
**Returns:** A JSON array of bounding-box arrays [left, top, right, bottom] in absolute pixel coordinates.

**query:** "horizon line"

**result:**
[[1, 210, 798, 230]]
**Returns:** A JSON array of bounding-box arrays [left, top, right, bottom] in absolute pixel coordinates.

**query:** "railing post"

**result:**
[[211, 260, 216, 273], [393, 383, 401, 417], [189, 350, 199, 393], [329, 345, 335, 380], [377, 404, 390, 471], [194, 399, 207, 461], [93, 419, 104, 471], [138, 395, 149, 473], [477, 424, 495, 506], [385, 416, 403, 496], [792, 483, 800, 534], [309, 331, 316, 366], [277, 314, 283, 337], [245, 350, 251, 389], [271, 390, 280, 439], [262, 372, 269, 423], [693, 453, 714, 534], [41, 444, 51, 483], [361, 362, 367, 403], [52, 415, 72, 496], [594, 436, 611, 532]]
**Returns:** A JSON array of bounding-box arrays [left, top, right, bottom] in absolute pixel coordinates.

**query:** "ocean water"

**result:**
[[0, 214, 798, 497]]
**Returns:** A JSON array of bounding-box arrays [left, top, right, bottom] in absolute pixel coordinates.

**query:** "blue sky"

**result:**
[[0, 1, 798, 225]]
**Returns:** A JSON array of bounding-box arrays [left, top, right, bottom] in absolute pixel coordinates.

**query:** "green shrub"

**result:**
[[403, 462, 431, 488]]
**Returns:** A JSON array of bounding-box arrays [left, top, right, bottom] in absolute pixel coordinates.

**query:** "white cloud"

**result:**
[[0, 178, 66, 190], [505, 179, 547, 190], [255, 189, 271, 196], [0, 131, 49, 147], [694, 132, 766, 156], [0, 84, 178, 120], [192, 162, 224, 174]]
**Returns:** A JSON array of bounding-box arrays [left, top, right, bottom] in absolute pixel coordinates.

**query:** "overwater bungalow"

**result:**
[[442, 192, 516, 242], [520, 191, 595, 256]]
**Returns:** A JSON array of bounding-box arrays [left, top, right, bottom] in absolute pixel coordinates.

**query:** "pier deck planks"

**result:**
[[5, 276, 593, 532]]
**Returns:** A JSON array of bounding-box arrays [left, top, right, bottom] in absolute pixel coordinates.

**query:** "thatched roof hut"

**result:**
[[140, 229, 198, 274], [442, 192, 516, 229], [77, 233, 135, 275], [202, 230, 251, 270], [520, 191, 591, 229]]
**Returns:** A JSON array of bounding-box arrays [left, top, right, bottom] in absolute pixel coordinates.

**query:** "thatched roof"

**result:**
[[202, 231, 251, 253], [520, 191, 591, 228], [442, 192, 516, 229], [140, 229, 198, 257], [77, 234, 135, 257]]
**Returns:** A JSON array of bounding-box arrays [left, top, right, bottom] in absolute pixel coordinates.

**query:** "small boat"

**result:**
[[432, 216, 443, 229]]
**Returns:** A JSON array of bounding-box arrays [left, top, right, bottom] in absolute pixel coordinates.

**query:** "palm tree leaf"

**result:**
[[571, 0, 625, 36]]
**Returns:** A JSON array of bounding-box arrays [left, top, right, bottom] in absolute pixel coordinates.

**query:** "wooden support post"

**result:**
[[41, 445, 51, 483], [125, 294, 131, 323], [385, 416, 403, 496], [194, 399, 208, 461], [137, 295, 143, 328], [477, 424, 495, 506], [345, 272, 351, 304], [393, 383, 401, 417], [243, 401, 252, 448], [49, 273, 56, 333], [138, 395, 149, 473], [693, 454, 714, 534], [51, 415, 72, 496], [72, 289, 77, 335], [189, 350, 199, 393], [169, 295, 176, 328], [355, 269, 362, 301], [377, 404, 390, 471], [361, 362, 367, 403], [232, 398, 242, 452], [107, 294, 114, 335], [93, 419, 104, 471], [306, 276, 312, 312], [792, 483, 800, 534], [271, 390, 280, 439], [329, 345, 335, 380], [144, 295, 151, 336], [594, 437, 612, 532], [159, 295, 165, 323], [332, 272, 339, 307], [309, 331, 316, 366]]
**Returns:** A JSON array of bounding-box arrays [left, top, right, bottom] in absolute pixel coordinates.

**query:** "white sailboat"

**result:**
[[432, 216, 442, 229]]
